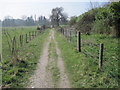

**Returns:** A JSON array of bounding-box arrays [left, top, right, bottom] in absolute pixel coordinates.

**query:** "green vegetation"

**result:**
[[47, 37, 60, 87], [69, 2, 120, 37], [2, 26, 37, 66], [1, 1, 120, 88], [56, 31, 118, 88], [2, 27, 49, 88]]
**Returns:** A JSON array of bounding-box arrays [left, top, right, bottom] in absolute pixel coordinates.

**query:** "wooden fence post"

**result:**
[[77, 31, 81, 52], [20, 35, 23, 47], [66, 30, 67, 38], [69, 31, 71, 42], [26, 34, 28, 43], [63, 28, 64, 35], [20, 35, 21, 47], [29, 32, 31, 41], [61, 28, 62, 33], [22, 35, 24, 45], [12, 36, 16, 55], [12, 37, 15, 54], [99, 43, 104, 69]]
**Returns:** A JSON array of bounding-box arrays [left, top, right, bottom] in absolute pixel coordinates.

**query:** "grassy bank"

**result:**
[[55, 31, 118, 88], [2, 27, 49, 88]]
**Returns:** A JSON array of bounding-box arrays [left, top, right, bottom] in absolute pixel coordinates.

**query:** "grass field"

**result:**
[[56, 30, 119, 88], [1, 26, 119, 88], [2, 26, 49, 88]]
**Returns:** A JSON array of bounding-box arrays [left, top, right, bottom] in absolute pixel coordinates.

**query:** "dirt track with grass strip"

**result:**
[[27, 29, 70, 88]]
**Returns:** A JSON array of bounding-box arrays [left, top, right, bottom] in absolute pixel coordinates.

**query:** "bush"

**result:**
[[76, 9, 97, 34], [110, 2, 120, 37], [68, 16, 77, 27], [93, 19, 111, 34]]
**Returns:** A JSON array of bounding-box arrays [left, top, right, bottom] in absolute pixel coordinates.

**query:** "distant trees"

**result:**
[[38, 16, 49, 26], [50, 7, 68, 27], [25, 16, 35, 26], [2, 15, 50, 27], [2, 16, 35, 27]]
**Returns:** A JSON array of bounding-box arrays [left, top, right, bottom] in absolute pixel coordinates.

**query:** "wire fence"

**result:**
[[2, 27, 46, 65], [57, 27, 105, 69]]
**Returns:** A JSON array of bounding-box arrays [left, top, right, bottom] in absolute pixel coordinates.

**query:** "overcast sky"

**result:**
[[0, 0, 110, 20]]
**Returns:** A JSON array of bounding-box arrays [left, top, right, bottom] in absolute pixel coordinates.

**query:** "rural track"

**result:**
[[27, 29, 70, 88], [52, 30, 70, 88]]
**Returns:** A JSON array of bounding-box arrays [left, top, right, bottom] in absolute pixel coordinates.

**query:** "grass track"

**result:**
[[47, 38, 60, 87]]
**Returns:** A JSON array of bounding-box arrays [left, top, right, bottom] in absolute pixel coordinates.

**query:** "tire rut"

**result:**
[[28, 31, 52, 88], [27, 29, 70, 88], [52, 30, 70, 88]]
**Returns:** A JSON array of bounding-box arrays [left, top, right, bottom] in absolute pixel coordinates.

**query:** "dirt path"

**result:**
[[27, 29, 70, 88], [28, 31, 52, 88], [53, 30, 70, 88]]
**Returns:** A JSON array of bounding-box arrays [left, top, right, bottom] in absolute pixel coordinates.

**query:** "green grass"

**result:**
[[47, 37, 60, 87], [56, 31, 119, 88], [2, 26, 49, 88], [2, 26, 37, 61]]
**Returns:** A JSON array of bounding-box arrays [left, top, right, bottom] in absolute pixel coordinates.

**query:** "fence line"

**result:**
[[3, 29, 46, 65], [57, 27, 104, 68]]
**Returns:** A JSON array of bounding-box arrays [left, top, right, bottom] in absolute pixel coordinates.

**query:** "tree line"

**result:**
[[1, 7, 68, 27], [1, 15, 49, 27]]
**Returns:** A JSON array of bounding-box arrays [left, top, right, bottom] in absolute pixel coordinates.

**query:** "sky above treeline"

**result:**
[[0, 0, 111, 20]]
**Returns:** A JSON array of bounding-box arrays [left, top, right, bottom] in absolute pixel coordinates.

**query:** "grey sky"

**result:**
[[0, 0, 109, 20]]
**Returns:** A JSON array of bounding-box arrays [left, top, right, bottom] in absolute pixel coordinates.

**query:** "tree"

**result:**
[[2, 16, 36, 27], [76, 9, 97, 34], [50, 7, 68, 27], [25, 16, 35, 26], [110, 1, 120, 37], [68, 16, 77, 27], [38, 16, 48, 25]]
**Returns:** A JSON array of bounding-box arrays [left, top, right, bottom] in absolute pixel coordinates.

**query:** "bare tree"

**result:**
[[50, 7, 68, 27]]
